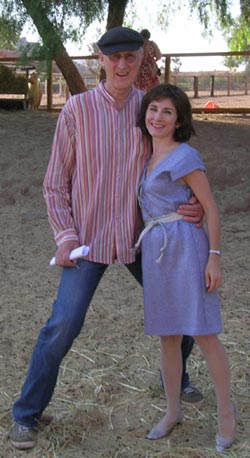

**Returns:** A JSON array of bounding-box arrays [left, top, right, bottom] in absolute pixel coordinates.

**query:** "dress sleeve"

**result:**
[[169, 145, 206, 181]]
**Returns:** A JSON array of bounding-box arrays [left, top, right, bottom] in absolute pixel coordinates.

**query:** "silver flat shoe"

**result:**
[[146, 411, 183, 440], [216, 404, 238, 452], [216, 433, 235, 452]]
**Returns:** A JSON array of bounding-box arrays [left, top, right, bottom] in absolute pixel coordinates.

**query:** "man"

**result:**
[[9, 27, 203, 450]]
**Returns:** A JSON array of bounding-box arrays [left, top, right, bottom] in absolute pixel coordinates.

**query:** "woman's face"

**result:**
[[145, 97, 179, 140]]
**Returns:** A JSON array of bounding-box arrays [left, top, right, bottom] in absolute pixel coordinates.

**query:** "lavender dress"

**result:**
[[139, 144, 222, 336]]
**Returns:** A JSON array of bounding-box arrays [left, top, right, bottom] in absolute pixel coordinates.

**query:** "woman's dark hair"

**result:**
[[137, 83, 196, 142], [140, 29, 151, 39]]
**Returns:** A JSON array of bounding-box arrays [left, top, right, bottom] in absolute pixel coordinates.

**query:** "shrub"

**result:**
[[0, 65, 28, 95]]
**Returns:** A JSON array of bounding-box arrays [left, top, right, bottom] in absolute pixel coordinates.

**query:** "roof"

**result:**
[[0, 49, 36, 71], [0, 49, 22, 59]]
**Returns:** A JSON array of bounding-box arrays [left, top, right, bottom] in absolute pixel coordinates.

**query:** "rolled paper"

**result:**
[[49, 245, 89, 266]]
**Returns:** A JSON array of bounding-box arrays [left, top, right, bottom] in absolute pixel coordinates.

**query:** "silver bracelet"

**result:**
[[209, 249, 221, 255]]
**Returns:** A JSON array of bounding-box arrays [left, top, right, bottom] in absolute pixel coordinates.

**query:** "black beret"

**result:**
[[97, 26, 144, 55]]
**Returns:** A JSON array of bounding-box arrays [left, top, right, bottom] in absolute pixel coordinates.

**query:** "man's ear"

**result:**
[[99, 52, 104, 66]]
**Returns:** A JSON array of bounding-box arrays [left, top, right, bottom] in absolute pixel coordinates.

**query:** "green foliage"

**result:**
[[189, 0, 233, 30], [224, 15, 250, 69], [228, 18, 250, 51], [0, 0, 26, 24], [1, 0, 249, 72], [186, 0, 250, 70], [18, 42, 47, 71], [0, 1, 29, 49], [240, 0, 250, 21], [42, 0, 106, 41], [0, 0, 107, 50], [0, 64, 28, 94], [0, 14, 24, 48]]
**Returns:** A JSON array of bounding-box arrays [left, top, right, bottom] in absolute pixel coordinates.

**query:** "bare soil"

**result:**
[[0, 104, 249, 458]]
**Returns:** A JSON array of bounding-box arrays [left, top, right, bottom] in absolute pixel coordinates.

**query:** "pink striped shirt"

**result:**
[[43, 82, 151, 264]]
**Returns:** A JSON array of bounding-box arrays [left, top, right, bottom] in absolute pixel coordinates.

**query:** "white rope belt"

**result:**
[[132, 212, 183, 263]]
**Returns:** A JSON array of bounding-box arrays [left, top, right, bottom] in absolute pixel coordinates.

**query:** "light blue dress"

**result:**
[[139, 143, 222, 336]]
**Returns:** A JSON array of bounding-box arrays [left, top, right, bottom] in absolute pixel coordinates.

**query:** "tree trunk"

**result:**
[[99, 0, 128, 81], [106, 0, 128, 29], [21, 0, 87, 95], [54, 48, 87, 95]]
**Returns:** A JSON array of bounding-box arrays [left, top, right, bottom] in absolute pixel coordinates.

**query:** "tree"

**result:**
[[106, 0, 128, 29], [223, 2, 250, 70], [1, 0, 248, 94], [0, 16, 23, 49], [0, 0, 108, 94], [21, 0, 85, 94], [0, 1, 134, 94], [224, 17, 250, 70], [188, 1, 250, 70], [189, 0, 233, 30]]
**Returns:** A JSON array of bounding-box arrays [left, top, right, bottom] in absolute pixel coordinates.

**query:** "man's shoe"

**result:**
[[180, 384, 204, 403], [39, 413, 54, 426], [9, 422, 37, 450]]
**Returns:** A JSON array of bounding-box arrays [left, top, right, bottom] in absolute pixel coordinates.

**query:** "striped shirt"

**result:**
[[43, 82, 151, 264]]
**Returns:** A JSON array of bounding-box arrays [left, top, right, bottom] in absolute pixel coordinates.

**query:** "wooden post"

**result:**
[[47, 60, 53, 111], [164, 56, 171, 83], [193, 76, 199, 98], [66, 84, 70, 100], [227, 76, 231, 96], [244, 77, 248, 95], [210, 75, 215, 96]]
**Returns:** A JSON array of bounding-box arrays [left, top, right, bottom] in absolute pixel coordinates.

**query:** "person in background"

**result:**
[[9, 27, 203, 451], [136, 83, 236, 452], [134, 29, 162, 91]]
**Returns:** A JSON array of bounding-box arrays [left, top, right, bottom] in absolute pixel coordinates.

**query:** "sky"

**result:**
[[22, 0, 241, 72]]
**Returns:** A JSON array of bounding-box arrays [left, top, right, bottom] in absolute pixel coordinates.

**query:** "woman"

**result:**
[[135, 84, 236, 452], [134, 29, 162, 92]]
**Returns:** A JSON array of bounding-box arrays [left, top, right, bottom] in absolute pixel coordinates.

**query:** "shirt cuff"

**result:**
[[55, 229, 79, 247]]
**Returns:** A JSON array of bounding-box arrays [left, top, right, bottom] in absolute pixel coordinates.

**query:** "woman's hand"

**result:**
[[177, 195, 204, 228], [205, 255, 222, 292]]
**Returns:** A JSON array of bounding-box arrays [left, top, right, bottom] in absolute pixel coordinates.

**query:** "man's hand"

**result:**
[[177, 195, 204, 228], [55, 240, 80, 267]]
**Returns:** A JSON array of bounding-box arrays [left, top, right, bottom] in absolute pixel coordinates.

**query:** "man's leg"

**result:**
[[126, 255, 203, 402], [179, 335, 204, 403], [181, 335, 194, 388], [10, 260, 108, 448]]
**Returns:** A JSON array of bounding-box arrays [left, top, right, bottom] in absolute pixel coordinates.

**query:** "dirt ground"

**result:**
[[0, 103, 249, 458]]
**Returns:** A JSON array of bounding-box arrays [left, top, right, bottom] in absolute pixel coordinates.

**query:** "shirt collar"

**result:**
[[96, 80, 137, 108]]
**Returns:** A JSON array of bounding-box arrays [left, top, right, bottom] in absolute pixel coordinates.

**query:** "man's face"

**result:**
[[99, 49, 143, 94]]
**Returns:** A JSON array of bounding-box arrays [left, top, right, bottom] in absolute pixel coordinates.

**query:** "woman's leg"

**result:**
[[147, 335, 183, 439], [195, 334, 235, 438], [160, 335, 183, 417], [127, 256, 197, 394]]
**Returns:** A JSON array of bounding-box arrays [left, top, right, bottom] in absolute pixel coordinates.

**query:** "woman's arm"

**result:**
[[182, 169, 222, 292]]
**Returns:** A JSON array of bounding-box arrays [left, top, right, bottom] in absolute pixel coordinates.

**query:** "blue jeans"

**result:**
[[13, 255, 194, 427]]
